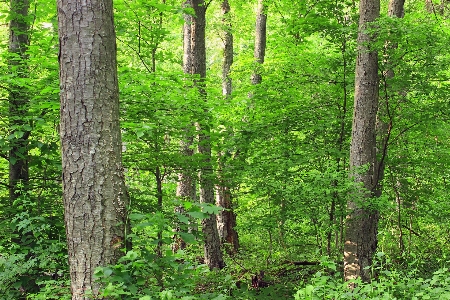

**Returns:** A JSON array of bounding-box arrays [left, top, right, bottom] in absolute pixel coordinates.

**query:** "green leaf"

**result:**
[[176, 214, 190, 224], [129, 213, 146, 220], [183, 201, 193, 209], [104, 268, 113, 277], [187, 211, 207, 220], [179, 232, 196, 244]]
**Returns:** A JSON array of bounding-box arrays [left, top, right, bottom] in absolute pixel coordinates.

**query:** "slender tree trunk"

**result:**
[[156, 165, 163, 258], [173, 135, 196, 252], [215, 0, 239, 255], [344, 0, 380, 283], [221, 0, 233, 96], [251, 0, 267, 85], [188, 0, 224, 269], [391, 175, 405, 253], [329, 13, 352, 258], [8, 0, 30, 204], [385, 0, 406, 255], [57, 0, 129, 298], [173, 1, 197, 252], [216, 153, 239, 254], [425, 0, 448, 14]]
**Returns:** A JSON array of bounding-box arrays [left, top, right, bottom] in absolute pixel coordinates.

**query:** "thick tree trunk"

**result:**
[[251, 0, 267, 85], [57, 0, 129, 298], [8, 0, 30, 203], [389, 0, 405, 17], [344, 0, 380, 283]]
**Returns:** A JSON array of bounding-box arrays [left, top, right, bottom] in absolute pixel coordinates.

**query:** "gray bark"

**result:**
[[344, 0, 380, 283], [221, 0, 233, 96], [190, 0, 224, 269], [251, 0, 267, 85], [173, 134, 196, 252], [173, 0, 197, 252], [388, 0, 405, 17], [57, 0, 129, 298], [216, 153, 239, 254], [215, 0, 239, 255]]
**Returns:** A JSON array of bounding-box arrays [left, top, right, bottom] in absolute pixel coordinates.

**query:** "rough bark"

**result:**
[[425, 0, 448, 14], [344, 0, 380, 283], [216, 153, 239, 254], [186, 0, 224, 269], [214, 0, 239, 255], [173, 1, 197, 252], [388, 0, 405, 17], [173, 134, 196, 252], [251, 0, 267, 85], [8, 0, 30, 203], [215, 184, 239, 253], [194, 0, 224, 269], [57, 0, 129, 298], [221, 0, 233, 96], [183, 1, 194, 75]]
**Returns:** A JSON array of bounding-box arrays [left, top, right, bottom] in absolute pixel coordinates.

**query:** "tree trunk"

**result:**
[[173, 135, 196, 252], [188, 0, 224, 269], [173, 1, 197, 252], [216, 153, 239, 254], [8, 0, 30, 204], [344, 0, 380, 283], [221, 0, 233, 96], [215, 0, 239, 255], [251, 0, 267, 85], [57, 0, 129, 298], [385, 0, 406, 255]]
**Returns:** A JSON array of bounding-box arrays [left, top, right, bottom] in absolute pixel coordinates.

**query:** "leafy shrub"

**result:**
[[95, 205, 229, 299], [295, 254, 450, 299]]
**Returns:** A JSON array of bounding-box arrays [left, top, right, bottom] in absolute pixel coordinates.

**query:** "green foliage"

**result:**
[[295, 258, 450, 299], [1, 0, 450, 298], [95, 206, 229, 299], [0, 196, 68, 299]]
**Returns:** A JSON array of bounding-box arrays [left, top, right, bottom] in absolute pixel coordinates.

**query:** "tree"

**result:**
[[57, 0, 129, 297], [344, 0, 380, 283], [251, 0, 267, 85], [215, 0, 239, 255], [221, 0, 233, 97], [381, 0, 405, 253], [186, 0, 224, 269], [8, 0, 30, 203], [173, 0, 198, 253]]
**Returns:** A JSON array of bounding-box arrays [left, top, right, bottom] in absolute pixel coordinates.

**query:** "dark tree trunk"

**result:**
[[251, 0, 267, 85], [57, 0, 129, 297], [221, 0, 233, 96], [8, 0, 30, 204], [185, 0, 224, 269], [344, 0, 380, 283]]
